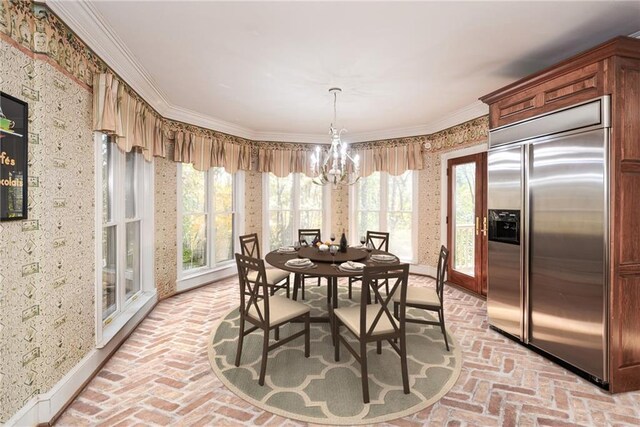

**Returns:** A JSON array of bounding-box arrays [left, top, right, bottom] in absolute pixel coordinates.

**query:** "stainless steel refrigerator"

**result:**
[[487, 96, 609, 384]]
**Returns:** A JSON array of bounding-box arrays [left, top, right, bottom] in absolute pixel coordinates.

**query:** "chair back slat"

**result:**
[[436, 245, 449, 301], [360, 264, 409, 339], [235, 253, 269, 325], [367, 231, 390, 251], [298, 229, 321, 246], [239, 233, 261, 259]]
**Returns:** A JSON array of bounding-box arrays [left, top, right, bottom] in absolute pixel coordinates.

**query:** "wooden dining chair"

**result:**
[[393, 245, 450, 351], [333, 264, 410, 403], [298, 228, 322, 300], [348, 231, 391, 300], [235, 253, 311, 385], [239, 233, 290, 298]]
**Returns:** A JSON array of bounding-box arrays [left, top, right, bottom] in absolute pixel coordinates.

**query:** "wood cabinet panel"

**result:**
[[491, 62, 603, 128], [619, 64, 640, 160], [611, 273, 640, 393], [618, 172, 640, 265]]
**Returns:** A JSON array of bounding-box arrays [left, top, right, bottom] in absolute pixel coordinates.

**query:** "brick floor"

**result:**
[[56, 275, 640, 426]]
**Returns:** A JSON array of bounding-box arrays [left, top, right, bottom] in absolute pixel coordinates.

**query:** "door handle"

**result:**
[[482, 216, 488, 236], [476, 217, 480, 236]]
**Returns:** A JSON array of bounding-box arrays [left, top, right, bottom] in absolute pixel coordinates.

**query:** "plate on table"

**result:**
[[277, 246, 297, 254], [285, 258, 315, 268], [371, 254, 397, 263], [339, 261, 366, 272]]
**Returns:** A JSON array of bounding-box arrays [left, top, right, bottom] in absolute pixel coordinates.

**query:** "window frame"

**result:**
[[349, 170, 419, 263], [95, 133, 155, 348], [262, 172, 331, 252], [176, 163, 241, 280]]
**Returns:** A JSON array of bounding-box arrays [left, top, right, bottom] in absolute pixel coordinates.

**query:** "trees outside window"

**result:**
[[179, 164, 236, 276], [265, 173, 328, 251], [352, 170, 416, 261]]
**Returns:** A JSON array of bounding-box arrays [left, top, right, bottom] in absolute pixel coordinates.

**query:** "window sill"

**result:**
[[177, 262, 237, 293], [98, 291, 157, 349]]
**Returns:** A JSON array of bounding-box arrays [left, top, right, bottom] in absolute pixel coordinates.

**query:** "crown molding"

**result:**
[[344, 101, 488, 143], [44, 0, 488, 144]]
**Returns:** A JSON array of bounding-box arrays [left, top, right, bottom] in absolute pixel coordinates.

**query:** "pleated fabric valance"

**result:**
[[171, 131, 251, 173], [257, 146, 315, 178], [93, 73, 163, 161], [92, 72, 427, 177], [351, 141, 424, 178]]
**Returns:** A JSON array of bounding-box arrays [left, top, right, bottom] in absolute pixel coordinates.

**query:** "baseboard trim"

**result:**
[[6, 294, 158, 427]]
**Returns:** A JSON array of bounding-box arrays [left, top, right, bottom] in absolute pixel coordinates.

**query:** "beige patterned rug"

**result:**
[[207, 283, 462, 425]]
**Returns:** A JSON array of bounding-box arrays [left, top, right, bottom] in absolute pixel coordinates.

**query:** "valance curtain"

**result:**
[[257, 146, 314, 177], [93, 72, 425, 176], [93, 73, 163, 161], [172, 131, 251, 173], [351, 142, 424, 177]]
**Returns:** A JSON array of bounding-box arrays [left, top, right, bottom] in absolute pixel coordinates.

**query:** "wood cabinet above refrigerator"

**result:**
[[480, 36, 640, 393]]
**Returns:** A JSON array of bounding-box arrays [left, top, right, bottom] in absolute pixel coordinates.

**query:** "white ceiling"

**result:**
[[49, 1, 640, 143]]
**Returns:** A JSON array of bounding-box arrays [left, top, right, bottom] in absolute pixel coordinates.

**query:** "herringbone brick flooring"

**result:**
[[56, 275, 640, 426]]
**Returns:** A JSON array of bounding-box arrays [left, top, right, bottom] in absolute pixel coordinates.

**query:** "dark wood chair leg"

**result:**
[[235, 315, 245, 367], [438, 309, 450, 351], [360, 340, 370, 404], [259, 330, 269, 386], [302, 277, 306, 300], [393, 302, 399, 344], [274, 326, 280, 341], [376, 340, 382, 354], [400, 330, 410, 395], [305, 314, 310, 357], [348, 278, 353, 299], [286, 278, 290, 298], [317, 277, 321, 287]]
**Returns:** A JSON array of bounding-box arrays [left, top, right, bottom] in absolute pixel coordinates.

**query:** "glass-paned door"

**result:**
[[447, 153, 488, 295]]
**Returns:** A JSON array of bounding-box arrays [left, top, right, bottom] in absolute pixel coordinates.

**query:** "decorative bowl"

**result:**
[[319, 244, 329, 252]]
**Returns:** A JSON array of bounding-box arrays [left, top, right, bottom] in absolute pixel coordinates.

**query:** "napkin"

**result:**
[[341, 261, 365, 271], [286, 258, 312, 266], [277, 246, 296, 253]]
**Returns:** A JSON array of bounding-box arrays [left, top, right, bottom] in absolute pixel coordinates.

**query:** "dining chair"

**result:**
[[239, 233, 290, 298], [333, 264, 410, 403], [393, 245, 450, 351], [348, 231, 391, 300], [298, 228, 322, 300], [235, 253, 311, 386]]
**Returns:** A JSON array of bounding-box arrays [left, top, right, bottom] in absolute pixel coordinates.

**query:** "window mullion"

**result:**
[[117, 148, 126, 314], [380, 173, 389, 231], [207, 170, 213, 268]]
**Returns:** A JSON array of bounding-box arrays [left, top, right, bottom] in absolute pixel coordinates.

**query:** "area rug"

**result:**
[[207, 283, 462, 425]]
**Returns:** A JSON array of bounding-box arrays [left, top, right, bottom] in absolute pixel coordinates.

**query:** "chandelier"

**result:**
[[310, 88, 360, 187]]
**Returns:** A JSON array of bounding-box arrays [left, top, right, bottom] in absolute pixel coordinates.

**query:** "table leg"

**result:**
[[332, 277, 338, 309], [292, 273, 301, 301]]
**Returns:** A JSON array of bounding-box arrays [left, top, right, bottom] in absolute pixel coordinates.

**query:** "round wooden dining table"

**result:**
[[265, 246, 401, 323]]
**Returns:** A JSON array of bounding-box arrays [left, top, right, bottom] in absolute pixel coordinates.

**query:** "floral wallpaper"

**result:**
[[155, 150, 177, 300], [0, 37, 95, 422], [244, 169, 263, 241]]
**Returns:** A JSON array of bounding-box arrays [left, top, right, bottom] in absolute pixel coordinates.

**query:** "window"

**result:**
[[264, 173, 329, 251], [178, 164, 237, 277], [352, 170, 417, 262], [98, 135, 153, 337]]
